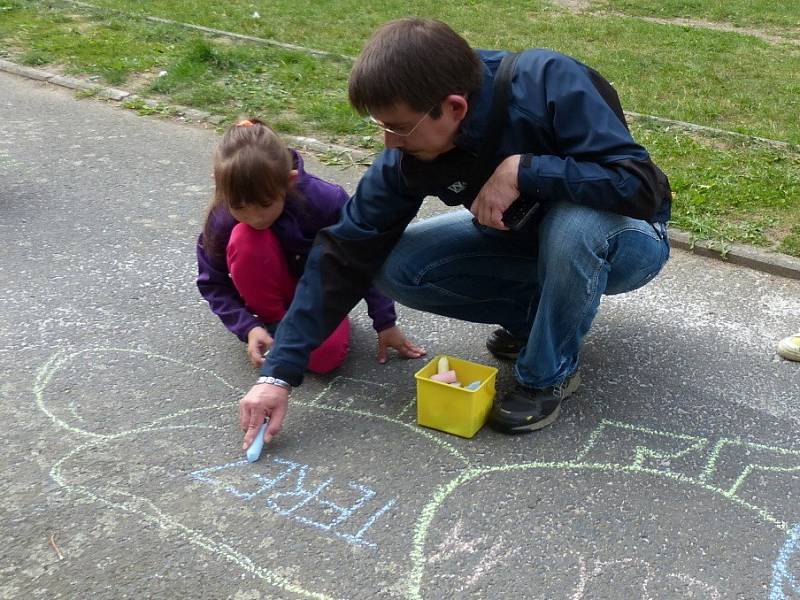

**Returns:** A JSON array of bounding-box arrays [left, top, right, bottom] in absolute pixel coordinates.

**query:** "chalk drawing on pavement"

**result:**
[[189, 458, 396, 548], [771, 523, 800, 600], [569, 554, 722, 599], [425, 518, 511, 592], [34, 347, 800, 599]]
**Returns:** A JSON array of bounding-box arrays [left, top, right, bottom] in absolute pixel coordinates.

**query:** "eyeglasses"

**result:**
[[367, 105, 435, 137]]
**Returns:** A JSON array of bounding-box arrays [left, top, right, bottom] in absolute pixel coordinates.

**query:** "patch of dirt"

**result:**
[[60, 13, 95, 34], [124, 70, 161, 94], [210, 34, 237, 46], [547, 1, 799, 45], [685, 131, 736, 151], [550, 0, 592, 12], [3, 51, 70, 76], [608, 13, 800, 46], [764, 221, 800, 251]]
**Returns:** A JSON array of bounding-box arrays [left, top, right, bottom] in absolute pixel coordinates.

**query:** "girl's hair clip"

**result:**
[[235, 119, 255, 128]]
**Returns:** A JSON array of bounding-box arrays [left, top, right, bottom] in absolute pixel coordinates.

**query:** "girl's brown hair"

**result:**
[[201, 119, 293, 258]]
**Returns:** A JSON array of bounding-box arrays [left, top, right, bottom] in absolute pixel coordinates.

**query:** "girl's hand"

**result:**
[[247, 326, 274, 368], [376, 325, 426, 364]]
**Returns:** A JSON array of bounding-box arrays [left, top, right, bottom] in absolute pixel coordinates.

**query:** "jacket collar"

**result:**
[[453, 58, 495, 155], [290, 148, 306, 176]]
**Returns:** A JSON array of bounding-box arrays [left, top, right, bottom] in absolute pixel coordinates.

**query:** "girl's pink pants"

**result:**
[[227, 223, 350, 373]]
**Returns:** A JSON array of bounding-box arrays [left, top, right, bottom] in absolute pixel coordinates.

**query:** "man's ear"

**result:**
[[443, 94, 469, 123], [287, 169, 299, 189]]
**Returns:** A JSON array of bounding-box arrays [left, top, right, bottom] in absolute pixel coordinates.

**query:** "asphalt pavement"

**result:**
[[2, 71, 800, 600]]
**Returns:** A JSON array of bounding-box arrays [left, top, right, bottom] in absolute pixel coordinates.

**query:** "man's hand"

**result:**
[[239, 383, 288, 449], [246, 326, 273, 368], [376, 325, 426, 364], [470, 154, 521, 230]]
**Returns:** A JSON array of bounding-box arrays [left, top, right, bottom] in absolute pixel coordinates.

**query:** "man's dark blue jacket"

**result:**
[[262, 48, 672, 386]]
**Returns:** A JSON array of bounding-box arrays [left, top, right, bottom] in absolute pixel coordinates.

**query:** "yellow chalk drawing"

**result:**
[[50, 432, 340, 600], [701, 438, 800, 497], [34, 347, 468, 599], [34, 348, 800, 599], [406, 419, 799, 599], [575, 419, 709, 467]]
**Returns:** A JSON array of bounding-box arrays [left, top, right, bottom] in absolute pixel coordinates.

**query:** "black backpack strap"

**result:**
[[585, 66, 629, 130], [466, 51, 521, 194]]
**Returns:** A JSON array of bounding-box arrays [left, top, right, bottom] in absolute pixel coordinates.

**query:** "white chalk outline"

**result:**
[[34, 347, 800, 599], [568, 554, 722, 599], [34, 347, 470, 599], [406, 419, 800, 599]]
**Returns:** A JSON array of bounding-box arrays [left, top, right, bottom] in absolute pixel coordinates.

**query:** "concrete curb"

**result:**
[[0, 59, 226, 123], [0, 59, 132, 100], [3, 59, 799, 281], [668, 230, 800, 280]]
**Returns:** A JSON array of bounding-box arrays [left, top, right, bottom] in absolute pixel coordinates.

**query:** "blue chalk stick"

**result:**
[[466, 380, 481, 391], [246, 421, 269, 463]]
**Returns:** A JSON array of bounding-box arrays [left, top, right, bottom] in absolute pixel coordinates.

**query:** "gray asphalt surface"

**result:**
[[2, 72, 800, 600]]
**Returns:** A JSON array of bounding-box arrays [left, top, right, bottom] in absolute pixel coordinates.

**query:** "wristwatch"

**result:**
[[256, 376, 292, 393]]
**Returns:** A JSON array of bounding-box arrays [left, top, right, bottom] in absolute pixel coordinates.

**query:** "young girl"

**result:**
[[197, 118, 424, 371]]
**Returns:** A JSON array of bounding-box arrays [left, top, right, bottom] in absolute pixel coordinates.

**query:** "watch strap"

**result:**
[[256, 376, 292, 392]]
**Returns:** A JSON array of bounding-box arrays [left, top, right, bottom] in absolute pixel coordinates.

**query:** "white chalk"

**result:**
[[437, 356, 450, 374], [246, 421, 269, 463]]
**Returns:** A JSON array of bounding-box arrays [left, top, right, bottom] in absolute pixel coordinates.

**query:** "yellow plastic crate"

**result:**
[[414, 355, 498, 438]]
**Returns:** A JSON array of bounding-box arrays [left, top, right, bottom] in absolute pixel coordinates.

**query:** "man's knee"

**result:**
[[537, 202, 668, 294], [537, 203, 610, 279], [539, 202, 605, 251]]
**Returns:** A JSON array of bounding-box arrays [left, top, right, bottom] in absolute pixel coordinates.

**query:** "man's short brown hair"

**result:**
[[348, 18, 483, 118]]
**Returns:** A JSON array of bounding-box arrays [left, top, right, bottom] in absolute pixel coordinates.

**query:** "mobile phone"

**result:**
[[502, 197, 541, 231]]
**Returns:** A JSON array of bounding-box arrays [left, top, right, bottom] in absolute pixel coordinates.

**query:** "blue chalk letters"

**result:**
[[771, 523, 800, 600], [189, 458, 396, 548]]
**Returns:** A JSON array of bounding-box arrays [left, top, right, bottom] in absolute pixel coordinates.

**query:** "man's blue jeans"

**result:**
[[374, 202, 670, 389]]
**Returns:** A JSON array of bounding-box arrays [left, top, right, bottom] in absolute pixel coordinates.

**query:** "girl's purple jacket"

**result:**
[[196, 150, 396, 341]]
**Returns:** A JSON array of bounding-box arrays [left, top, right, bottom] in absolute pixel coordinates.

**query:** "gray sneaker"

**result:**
[[488, 372, 581, 433]]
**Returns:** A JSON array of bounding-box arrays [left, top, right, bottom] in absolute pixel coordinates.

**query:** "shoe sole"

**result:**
[[778, 339, 800, 362], [506, 402, 562, 433], [493, 373, 582, 433]]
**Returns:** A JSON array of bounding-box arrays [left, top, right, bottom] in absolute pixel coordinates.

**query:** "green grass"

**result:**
[[596, 0, 800, 35], [52, 0, 800, 144], [0, 2, 185, 85], [634, 120, 800, 251], [1, 0, 799, 256], [144, 38, 364, 137], [0, 2, 363, 136]]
